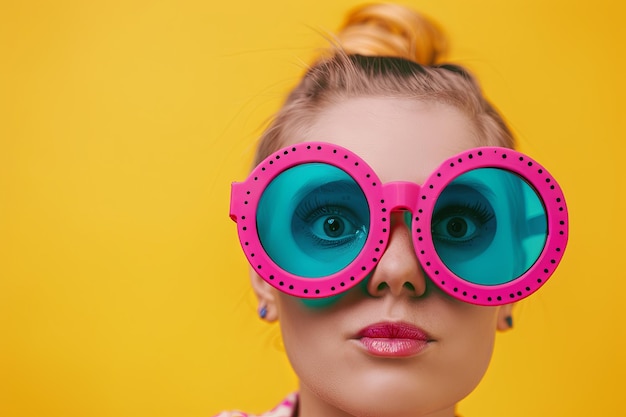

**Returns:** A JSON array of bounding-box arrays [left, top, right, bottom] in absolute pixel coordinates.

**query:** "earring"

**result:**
[[259, 305, 268, 319], [505, 315, 513, 329]]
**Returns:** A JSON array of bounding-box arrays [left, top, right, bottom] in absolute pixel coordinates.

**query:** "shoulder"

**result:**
[[213, 393, 298, 417]]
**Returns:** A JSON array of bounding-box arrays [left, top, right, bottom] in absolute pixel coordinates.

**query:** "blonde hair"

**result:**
[[254, 3, 514, 165]]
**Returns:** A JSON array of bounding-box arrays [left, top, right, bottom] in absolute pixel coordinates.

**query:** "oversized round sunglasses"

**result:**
[[230, 142, 568, 305]]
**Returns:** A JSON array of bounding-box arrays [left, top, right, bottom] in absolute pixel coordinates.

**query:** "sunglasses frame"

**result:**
[[230, 142, 568, 305]]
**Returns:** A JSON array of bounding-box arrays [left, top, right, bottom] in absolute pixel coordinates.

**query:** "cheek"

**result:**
[[276, 301, 358, 407], [276, 297, 335, 368], [445, 306, 499, 380]]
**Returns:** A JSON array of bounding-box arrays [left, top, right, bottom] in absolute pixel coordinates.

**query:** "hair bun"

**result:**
[[334, 3, 448, 66]]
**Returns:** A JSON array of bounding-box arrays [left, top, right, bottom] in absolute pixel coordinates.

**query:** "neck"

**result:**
[[297, 384, 458, 417]]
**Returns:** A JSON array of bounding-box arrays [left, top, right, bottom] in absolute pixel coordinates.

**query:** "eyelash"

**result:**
[[295, 197, 364, 247], [434, 201, 494, 225], [295, 197, 343, 222]]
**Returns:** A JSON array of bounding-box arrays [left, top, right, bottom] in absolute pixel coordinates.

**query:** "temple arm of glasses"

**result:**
[[229, 182, 243, 223]]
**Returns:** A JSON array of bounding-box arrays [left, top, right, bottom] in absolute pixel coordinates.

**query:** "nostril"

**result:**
[[377, 283, 388, 292], [403, 282, 416, 292]]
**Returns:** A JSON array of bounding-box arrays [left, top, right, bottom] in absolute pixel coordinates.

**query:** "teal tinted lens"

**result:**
[[257, 163, 369, 278], [432, 168, 547, 285]]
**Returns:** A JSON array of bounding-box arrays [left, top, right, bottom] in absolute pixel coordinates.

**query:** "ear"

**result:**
[[496, 303, 515, 332], [249, 267, 279, 322]]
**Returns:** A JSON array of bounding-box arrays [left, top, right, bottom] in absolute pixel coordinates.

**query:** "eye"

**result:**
[[300, 205, 366, 247], [292, 180, 369, 250], [432, 203, 494, 245], [445, 217, 470, 238], [323, 216, 346, 238]]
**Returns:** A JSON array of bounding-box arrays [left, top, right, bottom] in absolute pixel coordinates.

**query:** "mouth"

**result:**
[[355, 322, 434, 358]]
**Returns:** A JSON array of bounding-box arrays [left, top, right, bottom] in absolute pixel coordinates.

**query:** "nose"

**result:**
[[366, 212, 427, 297]]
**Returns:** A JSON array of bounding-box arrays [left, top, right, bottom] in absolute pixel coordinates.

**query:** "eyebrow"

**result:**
[[447, 179, 497, 199]]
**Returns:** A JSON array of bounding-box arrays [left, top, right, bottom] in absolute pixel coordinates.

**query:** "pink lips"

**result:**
[[356, 322, 432, 357]]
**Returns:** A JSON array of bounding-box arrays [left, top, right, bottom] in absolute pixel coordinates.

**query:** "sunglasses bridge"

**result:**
[[381, 181, 422, 214]]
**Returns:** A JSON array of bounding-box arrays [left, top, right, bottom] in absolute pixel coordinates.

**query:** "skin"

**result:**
[[251, 97, 513, 417]]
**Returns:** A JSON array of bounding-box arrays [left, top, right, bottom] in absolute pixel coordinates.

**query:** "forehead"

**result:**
[[289, 97, 478, 183]]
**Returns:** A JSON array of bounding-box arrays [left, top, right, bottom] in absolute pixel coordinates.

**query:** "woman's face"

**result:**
[[256, 97, 512, 417]]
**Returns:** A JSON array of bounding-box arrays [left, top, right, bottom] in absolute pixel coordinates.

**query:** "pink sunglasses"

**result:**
[[230, 142, 568, 305]]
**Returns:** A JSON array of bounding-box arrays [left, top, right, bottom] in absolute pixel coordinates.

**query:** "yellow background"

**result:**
[[1, 0, 624, 416]]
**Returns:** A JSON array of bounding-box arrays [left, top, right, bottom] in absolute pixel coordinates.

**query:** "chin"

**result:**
[[321, 371, 466, 417], [336, 396, 455, 417]]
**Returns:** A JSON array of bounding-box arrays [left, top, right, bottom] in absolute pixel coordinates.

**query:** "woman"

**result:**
[[219, 3, 567, 416]]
